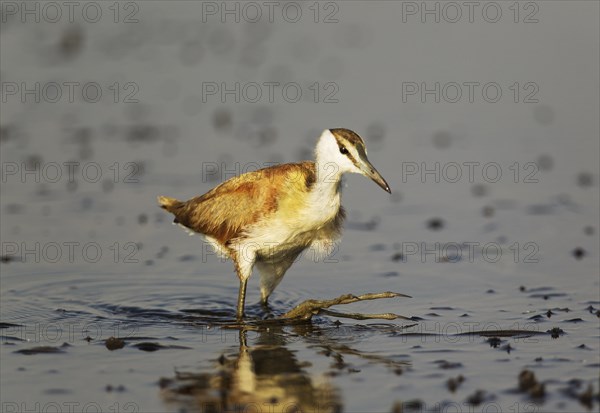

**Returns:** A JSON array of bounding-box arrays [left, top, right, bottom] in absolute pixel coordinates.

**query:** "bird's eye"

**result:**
[[339, 146, 348, 155]]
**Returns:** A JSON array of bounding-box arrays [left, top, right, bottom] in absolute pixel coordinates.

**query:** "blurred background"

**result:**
[[1, 1, 598, 412]]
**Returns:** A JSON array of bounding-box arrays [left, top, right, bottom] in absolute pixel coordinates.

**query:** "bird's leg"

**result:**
[[232, 245, 256, 321], [236, 278, 248, 321], [260, 295, 272, 313], [260, 295, 271, 308]]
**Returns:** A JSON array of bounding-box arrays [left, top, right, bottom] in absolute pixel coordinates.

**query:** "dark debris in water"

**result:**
[[213, 108, 233, 133], [446, 375, 465, 393], [5, 203, 25, 214], [105, 336, 125, 351], [561, 379, 600, 409], [43, 388, 71, 395], [127, 124, 161, 143], [529, 292, 568, 300], [132, 342, 191, 352], [547, 327, 565, 339], [537, 154, 554, 171], [346, 217, 380, 231], [59, 25, 85, 60], [426, 217, 445, 231], [369, 243, 386, 252], [432, 130, 452, 149], [487, 337, 502, 348], [527, 203, 555, 215], [458, 329, 543, 338], [465, 389, 494, 406], [471, 183, 488, 197], [572, 247, 586, 260], [1, 335, 24, 342], [391, 252, 404, 262], [0, 322, 23, 329], [577, 172, 594, 188], [105, 384, 127, 393], [482, 205, 495, 217], [15, 343, 70, 355], [0, 255, 18, 264], [518, 370, 546, 400], [397, 400, 423, 412], [576, 344, 593, 351], [435, 360, 463, 370]]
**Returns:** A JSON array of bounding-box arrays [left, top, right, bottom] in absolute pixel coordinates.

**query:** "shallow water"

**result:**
[[1, 2, 599, 412]]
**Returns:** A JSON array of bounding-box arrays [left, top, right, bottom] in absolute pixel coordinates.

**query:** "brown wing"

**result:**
[[167, 162, 316, 246]]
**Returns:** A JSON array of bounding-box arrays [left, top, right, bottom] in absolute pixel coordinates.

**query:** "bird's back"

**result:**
[[158, 162, 318, 247]]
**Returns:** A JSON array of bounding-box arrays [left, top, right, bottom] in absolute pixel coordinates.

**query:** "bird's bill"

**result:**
[[359, 157, 391, 194]]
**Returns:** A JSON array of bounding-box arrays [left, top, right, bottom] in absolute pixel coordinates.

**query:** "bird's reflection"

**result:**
[[160, 325, 343, 412]]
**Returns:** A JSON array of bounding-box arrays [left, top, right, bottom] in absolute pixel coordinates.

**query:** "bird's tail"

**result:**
[[157, 195, 181, 212]]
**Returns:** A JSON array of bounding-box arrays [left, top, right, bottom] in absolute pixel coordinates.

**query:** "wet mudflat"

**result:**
[[1, 2, 599, 412], [2, 262, 599, 412]]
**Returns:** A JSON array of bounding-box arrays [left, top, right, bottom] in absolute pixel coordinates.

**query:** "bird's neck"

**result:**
[[313, 160, 343, 200], [298, 160, 342, 225], [311, 134, 344, 208]]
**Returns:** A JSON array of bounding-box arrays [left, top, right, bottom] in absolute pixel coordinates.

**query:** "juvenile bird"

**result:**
[[158, 128, 390, 320]]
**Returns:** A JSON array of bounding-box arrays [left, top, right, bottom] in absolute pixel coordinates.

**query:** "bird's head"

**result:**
[[316, 128, 391, 193]]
